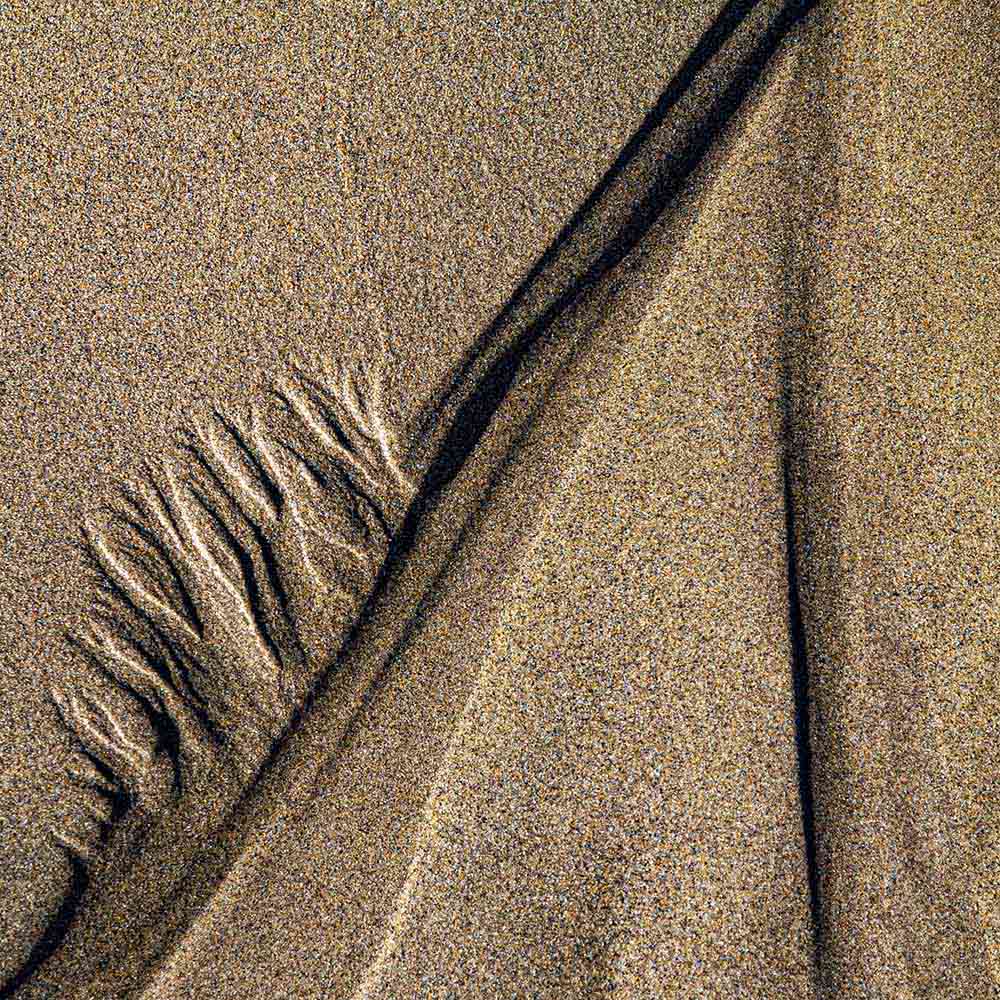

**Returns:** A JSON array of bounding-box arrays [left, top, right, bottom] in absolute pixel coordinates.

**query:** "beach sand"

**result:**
[[1, 2, 998, 998]]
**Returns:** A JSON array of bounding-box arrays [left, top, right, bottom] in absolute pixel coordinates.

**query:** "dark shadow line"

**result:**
[[416, 0, 820, 504], [412, 0, 819, 459], [783, 456, 822, 956], [410, 0, 765, 450], [0, 854, 89, 998], [777, 0, 823, 960]]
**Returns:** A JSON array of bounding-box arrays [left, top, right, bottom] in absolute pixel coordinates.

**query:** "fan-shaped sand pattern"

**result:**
[[49, 351, 415, 867]]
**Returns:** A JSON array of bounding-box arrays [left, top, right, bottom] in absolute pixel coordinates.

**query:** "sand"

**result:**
[[1, 1, 998, 998]]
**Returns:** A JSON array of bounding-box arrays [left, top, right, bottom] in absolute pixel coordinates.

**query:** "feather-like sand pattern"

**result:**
[[49, 351, 414, 866]]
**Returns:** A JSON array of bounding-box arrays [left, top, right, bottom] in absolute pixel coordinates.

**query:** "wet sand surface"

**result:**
[[2, 2, 999, 998]]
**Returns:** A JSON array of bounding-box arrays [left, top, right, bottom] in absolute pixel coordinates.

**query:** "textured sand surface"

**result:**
[[1, 2, 717, 986], [1, 1, 998, 998]]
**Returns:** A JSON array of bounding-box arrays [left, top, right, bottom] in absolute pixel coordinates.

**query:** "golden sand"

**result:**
[[1, 3, 997, 998]]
